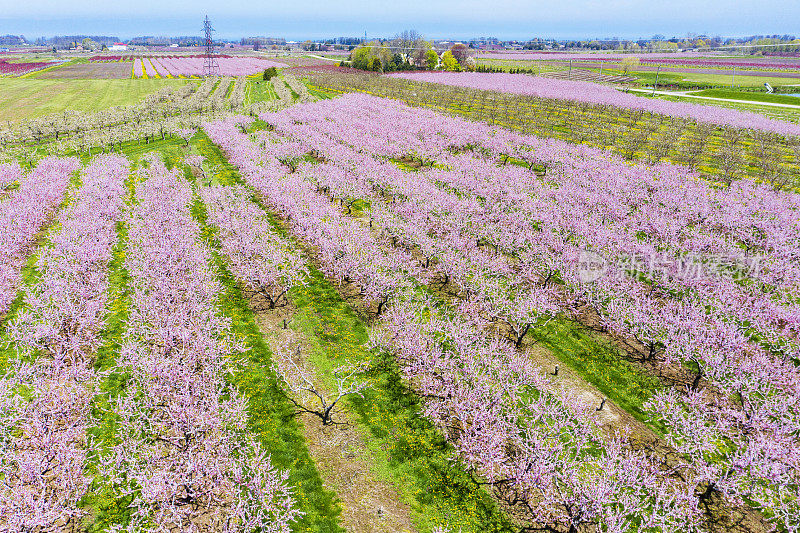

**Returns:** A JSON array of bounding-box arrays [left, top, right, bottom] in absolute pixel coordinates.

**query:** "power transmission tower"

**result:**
[[202, 15, 220, 78]]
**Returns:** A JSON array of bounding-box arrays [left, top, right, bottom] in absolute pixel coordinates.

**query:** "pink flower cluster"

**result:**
[[9, 155, 129, 359], [0, 59, 60, 76], [0, 157, 79, 317], [89, 55, 134, 62], [206, 92, 800, 529], [0, 155, 128, 531], [387, 72, 800, 135], [91, 54, 237, 62], [199, 184, 308, 309], [203, 113, 705, 531], [96, 158, 301, 531], [0, 162, 22, 191]]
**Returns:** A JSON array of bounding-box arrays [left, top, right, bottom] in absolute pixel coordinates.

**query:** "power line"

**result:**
[[202, 15, 219, 78]]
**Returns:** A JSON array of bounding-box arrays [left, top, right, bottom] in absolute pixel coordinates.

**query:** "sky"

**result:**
[[0, 0, 798, 41]]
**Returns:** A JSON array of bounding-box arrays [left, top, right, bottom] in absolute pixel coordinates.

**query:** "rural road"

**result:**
[[307, 54, 342, 62], [624, 87, 800, 109], [559, 61, 800, 79]]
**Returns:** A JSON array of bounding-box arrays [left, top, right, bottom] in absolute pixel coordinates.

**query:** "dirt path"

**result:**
[[520, 338, 654, 437], [253, 308, 418, 533], [306, 54, 343, 63], [625, 87, 800, 108], [352, 212, 659, 443]]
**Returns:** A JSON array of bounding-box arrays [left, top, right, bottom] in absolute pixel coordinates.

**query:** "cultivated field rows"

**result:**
[[130, 56, 287, 78], [0, 153, 313, 531], [475, 52, 800, 72], [203, 117, 705, 531], [387, 72, 800, 135], [304, 70, 800, 189], [1, 75, 798, 532], [0, 74, 312, 158], [201, 93, 799, 531], [0, 58, 63, 77], [1, 123, 493, 532]]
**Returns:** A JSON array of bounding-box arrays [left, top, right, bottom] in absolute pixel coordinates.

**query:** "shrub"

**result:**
[[262, 67, 278, 81]]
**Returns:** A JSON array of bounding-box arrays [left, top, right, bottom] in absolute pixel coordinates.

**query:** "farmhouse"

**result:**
[[109, 42, 127, 51]]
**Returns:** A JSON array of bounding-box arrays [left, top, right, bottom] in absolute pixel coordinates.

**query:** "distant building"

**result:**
[[109, 42, 127, 51]]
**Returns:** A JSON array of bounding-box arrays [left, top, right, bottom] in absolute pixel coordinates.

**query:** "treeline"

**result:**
[[322, 37, 364, 46], [346, 43, 420, 72], [0, 35, 26, 45], [33, 35, 120, 47], [344, 32, 475, 73], [518, 34, 799, 54], [128, 36, 203, 46], [475, 65, 536, 74], [240, 37, 286, 46]]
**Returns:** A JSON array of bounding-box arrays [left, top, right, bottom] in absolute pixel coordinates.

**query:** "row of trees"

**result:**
[[304, 70, 800, 190], [518, 34, 798, 54], [204, 114, 711, 532], [0, 74, 292, 160], [0, 74, 313, 161], [212, 96, 800, 531]]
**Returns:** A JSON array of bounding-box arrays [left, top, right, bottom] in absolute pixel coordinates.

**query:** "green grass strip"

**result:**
[[689, 88, 800, 105], [530, 319, 666, 434], [189, 139, 345, 532], [288, 267, 516, 533], [207, 242, 345, 533], [81, 197, 137, 531], [195, 130, 515, 533]]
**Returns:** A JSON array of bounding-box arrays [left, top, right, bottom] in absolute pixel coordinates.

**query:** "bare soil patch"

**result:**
[[253, 306, 418, 533], [36, 62, 131, 80]]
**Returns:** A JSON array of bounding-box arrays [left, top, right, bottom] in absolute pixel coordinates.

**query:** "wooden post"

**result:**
[[568, 59, 572, 79], [732, 66, 736, 87]]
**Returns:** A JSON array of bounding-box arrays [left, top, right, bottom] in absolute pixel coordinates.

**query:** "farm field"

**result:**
[[0, 78, 187, 121], [600, 66, 800, 90], [652, 93, 800, 124], [306, 70, 800, 188], [0, 58, 63, 76], [2, 20, 800, 531], [33, 61, 132, 79], [245, 77, 279, 104], [476, 51, 800, 70], [631, 68, 800, 86], [2, 84, 799, 532], [477, 58, 800, 86], [543, 61, 800, 77], [131, 56, 287, 78], [387, 71, 800, 132]]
